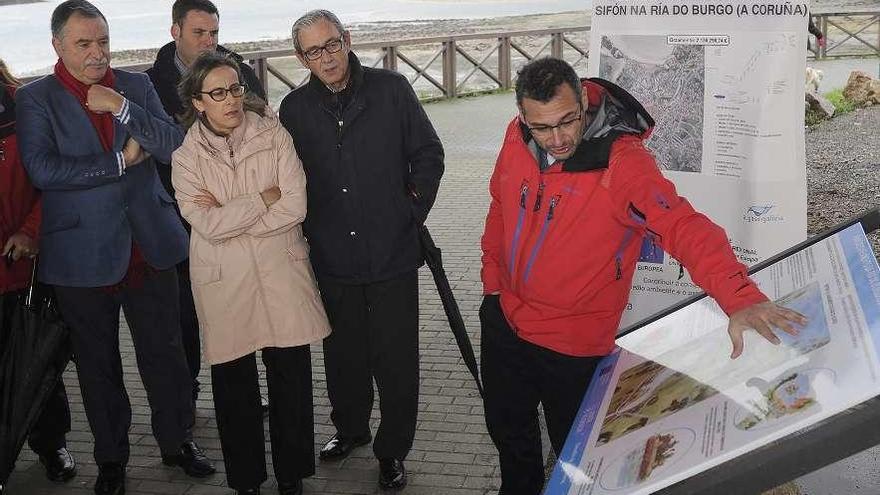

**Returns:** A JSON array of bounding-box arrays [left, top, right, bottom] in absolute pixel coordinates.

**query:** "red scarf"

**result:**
[[53, 60, 151, 290], [53, 59, 115, 152]]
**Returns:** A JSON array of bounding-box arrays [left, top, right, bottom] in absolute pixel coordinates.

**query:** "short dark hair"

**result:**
[[515, 57, 581, 107], [177, 51, 266, 129], [51, 0, 106, 38], [172, 0, 219, 27]]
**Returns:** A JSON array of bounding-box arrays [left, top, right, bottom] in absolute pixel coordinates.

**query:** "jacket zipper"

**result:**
[[522, 194, 560, 283], [508, 180, 529, 277], [533, 181, 545, 211], [615, 228, 636, 280]]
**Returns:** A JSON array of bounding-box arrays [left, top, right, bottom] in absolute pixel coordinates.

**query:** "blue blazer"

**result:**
[[16, 69, 189, 287]]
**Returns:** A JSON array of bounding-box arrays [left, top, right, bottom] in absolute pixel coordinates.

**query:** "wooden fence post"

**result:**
[[499, 36, 512, 90], [383, 45, 399, 72], [443, 40, 457, 98], [551, 32, 564, 59]]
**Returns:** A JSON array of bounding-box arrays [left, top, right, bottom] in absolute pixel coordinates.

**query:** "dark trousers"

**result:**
[[176, 260, 201, 395], [318, 270, 419, 460], [54, 268, 194, 465], [211, 346, 315, 490], [479, 295, 601, 495], [0, 292, 71, 456]]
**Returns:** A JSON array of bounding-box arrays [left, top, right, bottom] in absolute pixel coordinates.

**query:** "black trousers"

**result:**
[[211, 346, 315, 490], [318, 270, 419, 460], [176, 259, 201, 394], [0, 292, 71, 456], [479, 295, 601, 495], [54, 267, 194, 465]]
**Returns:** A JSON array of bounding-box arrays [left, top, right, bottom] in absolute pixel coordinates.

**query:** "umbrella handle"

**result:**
[[25, 256, 38, 309]]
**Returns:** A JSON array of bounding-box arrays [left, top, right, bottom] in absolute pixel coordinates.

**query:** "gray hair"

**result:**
[[291, 9, 346, 55], [51, 0, 106, 38]]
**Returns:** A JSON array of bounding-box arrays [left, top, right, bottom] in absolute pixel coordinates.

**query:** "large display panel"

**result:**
[[546, 212, 880, 495], [586, 0, 810, 328]]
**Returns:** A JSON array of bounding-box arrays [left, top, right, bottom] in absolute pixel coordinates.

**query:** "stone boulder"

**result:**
[[843, 70, 880, 106], [805, 90, 835, 120]]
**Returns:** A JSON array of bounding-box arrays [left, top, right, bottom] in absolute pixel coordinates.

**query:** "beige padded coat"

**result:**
[[171, 109, 330, 365]]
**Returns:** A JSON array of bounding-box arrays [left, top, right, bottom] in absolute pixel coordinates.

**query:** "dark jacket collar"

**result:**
[[153, 41, 244, 80], [519, 77, 655, 173]]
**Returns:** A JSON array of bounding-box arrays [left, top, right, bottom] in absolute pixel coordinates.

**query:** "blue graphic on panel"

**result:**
[[638, 237, 664, 264]]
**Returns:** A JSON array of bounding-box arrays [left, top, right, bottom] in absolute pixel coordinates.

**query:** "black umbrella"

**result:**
[[0, 260, 71, 487], [419, 226, 483, 397]]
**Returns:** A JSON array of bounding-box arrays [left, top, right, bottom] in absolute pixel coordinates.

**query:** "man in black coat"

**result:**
[[146, 0, 266, 405], [279, 9, 444, 491]]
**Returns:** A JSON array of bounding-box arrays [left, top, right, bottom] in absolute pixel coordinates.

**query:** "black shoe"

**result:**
[[94, 463, 125, 495], [318, 433, 372, 461], [277, 479, 303, 495], [161, 440, 216, 477], [38, 447, 76, 482], [378, 458, 407, 490], [237, 488, 260, 495], [261, 395, 269, 418]]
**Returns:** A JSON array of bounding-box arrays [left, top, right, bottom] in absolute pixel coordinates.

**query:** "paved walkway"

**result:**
[[3, 91, 519, 495], [5, 90, 880, 495]]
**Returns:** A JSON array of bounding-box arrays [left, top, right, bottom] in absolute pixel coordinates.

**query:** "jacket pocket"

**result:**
[[190, 265, 221, 285], [41, 213, 80, 235]]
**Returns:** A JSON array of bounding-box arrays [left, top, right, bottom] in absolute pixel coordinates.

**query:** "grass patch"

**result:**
[[824, 89, 857, 115]]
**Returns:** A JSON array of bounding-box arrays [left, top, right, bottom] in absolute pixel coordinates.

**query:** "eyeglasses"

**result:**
[[526, 107, 584, 138], [302, 37, 345, 61], [195, 83, 247, 102]]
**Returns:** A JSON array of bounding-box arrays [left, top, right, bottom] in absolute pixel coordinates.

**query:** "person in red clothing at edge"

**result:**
[[0, 58, 77, 488], [479, 57, 808, 495]]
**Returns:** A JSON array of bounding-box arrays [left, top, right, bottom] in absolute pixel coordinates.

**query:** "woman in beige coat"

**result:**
[[172, 52, 330, 495]]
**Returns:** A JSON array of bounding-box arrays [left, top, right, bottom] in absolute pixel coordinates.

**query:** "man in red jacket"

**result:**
[[1, 61, 76, 487], [479, 57, 806, 494]]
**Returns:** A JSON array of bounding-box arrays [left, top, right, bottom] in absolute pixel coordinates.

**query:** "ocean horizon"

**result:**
[[0, 0, 589, 75]]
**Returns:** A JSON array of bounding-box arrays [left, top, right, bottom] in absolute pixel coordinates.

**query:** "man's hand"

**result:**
[[817, 36, 827, 48], [2, 232, 38, 262], [194, 189, 221, 208], [727, 301, 808, 359], [122, 138, 150, 168], [260, 186, 282, 208], [86, 84, 125, 114]]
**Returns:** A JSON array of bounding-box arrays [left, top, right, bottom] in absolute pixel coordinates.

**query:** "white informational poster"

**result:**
[[546, 221, 880, 495], [587, 1, 811, 328]]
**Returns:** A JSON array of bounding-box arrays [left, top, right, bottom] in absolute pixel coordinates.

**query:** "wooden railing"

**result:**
[[20, 11, 878, 100], [240, 26, 590, 103], [808, 11, 880, 59]]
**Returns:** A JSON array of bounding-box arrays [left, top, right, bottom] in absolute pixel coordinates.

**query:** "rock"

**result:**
[[843, 70, 880, 107], [868, 79, 880, 106], [805, 90, 835, 120]]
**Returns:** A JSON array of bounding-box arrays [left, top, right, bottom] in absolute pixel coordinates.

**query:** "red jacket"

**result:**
[[481, 79, 767, 357], [0, 84, 41, 293]]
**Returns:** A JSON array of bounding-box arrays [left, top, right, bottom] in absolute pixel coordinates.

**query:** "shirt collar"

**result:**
[[174, 48, 189, 75]]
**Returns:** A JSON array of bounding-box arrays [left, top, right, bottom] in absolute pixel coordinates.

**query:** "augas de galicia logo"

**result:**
[[743, 204, 784, 223]]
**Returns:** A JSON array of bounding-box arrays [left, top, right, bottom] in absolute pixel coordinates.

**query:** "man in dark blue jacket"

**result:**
[[15, 2, 214, 493], [280, 9, 444, 491]]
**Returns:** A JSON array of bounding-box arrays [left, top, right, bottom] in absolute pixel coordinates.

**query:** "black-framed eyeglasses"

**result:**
[[526, 105, 584, 138], [302, 37, 345, 61], [195, 83, 247, 102]]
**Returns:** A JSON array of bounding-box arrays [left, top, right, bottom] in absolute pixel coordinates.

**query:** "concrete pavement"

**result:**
[[4, 89, 880, 495]]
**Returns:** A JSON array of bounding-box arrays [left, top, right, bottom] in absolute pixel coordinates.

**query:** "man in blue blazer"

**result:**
[[15, 2, 215, 494]]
